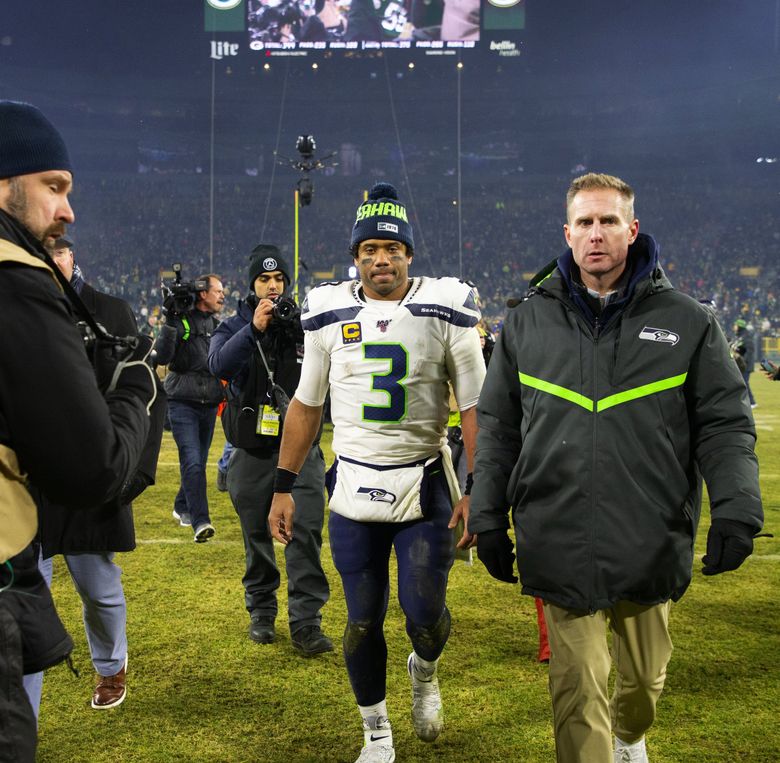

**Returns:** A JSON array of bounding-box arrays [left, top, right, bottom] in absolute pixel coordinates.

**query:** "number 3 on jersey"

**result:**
[[363, 343, 408, 422]]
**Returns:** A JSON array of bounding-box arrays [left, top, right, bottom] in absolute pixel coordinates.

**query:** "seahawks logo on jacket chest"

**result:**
[[638, 326, 680, 345]]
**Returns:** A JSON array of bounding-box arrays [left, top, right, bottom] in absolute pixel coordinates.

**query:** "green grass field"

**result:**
[[37, 374, 780, 762]]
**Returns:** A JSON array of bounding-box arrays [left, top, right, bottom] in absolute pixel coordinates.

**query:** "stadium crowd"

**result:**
[[65, 168, 779, 341]]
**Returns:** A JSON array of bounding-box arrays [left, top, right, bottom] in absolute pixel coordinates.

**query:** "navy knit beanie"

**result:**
[[350, 182, 414, 252], [0, 101, 72, 180], [248, 244, 291, 289]]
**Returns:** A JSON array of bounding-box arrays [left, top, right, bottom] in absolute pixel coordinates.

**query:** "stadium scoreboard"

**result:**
[[204, 0, 525, 58]]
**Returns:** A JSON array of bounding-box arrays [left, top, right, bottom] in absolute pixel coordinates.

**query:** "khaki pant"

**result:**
[[543, 600, 673, 763]]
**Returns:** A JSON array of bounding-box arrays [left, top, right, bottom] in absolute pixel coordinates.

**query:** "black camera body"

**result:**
[[161, 263, 209, 315], [272, 295, 301, 323]]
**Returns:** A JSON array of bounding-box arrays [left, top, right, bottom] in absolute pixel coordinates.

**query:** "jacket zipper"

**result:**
[[589, 318, 600, 615]]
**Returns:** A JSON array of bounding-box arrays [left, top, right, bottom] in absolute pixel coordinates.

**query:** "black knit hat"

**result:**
[[350, 182, 414, 252], [248, 244, 291, 290], [0, 101, 73, 180]]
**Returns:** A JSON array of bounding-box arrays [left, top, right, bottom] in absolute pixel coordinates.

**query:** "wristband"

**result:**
[[464, 472, 474, 496], [273, 467, 298, 494]]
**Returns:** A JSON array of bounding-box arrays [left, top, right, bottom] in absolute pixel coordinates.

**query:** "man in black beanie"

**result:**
[[208, 244, 332, 655], [0, 102, 157, 760]]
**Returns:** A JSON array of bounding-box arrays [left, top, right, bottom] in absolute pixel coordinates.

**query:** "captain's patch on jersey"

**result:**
[[341, 321, 362, 344]]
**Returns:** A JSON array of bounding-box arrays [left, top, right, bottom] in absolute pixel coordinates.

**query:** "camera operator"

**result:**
[[21, 235, 165, 716], [208, 245, 332, 656], [0, 101, 157, 761], [154, 272, 225, 542]]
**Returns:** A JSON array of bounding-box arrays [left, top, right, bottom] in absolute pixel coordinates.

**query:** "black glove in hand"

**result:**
[[119, 471, 151, 505], [107, 334, 158, 414], [477, 529, 518, 583], [702, 518, 755, 576], [161, 293, 180, 318]]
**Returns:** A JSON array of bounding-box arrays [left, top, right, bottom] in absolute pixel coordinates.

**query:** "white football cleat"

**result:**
[[407, 652, 444, 742]]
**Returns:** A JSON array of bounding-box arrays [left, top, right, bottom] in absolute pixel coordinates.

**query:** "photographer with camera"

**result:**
[[208, 245, 332, 656], [21, 235, 165, 716], [154, 270, 225, 542], [0, 101, 157, 761]]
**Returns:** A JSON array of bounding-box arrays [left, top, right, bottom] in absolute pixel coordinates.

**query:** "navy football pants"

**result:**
[[328, 466, 455, 706]]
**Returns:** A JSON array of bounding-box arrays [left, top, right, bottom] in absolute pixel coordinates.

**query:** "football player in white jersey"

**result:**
[[269, 183, 485, 763]]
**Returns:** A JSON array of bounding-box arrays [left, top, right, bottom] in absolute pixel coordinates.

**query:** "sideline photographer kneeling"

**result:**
[[208, 245, 332, 655]]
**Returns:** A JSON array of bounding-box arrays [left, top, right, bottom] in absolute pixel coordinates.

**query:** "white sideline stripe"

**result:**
[[138, 538, 333, 548]]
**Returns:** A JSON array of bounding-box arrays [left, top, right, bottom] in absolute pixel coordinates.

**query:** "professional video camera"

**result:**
[[160, 263, 209, 316], [75, 320, 157, 390]]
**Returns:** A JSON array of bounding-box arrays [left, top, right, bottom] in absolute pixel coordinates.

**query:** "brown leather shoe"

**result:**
[[91, 656, 127, 709]]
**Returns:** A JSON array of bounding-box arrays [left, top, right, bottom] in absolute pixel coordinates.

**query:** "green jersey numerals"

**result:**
[[362, 343, 408, 422]]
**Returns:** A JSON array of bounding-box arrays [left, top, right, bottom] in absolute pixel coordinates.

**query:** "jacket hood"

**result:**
[[530, 232, 670, 326]]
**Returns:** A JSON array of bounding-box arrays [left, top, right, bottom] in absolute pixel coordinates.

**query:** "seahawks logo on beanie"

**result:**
[[350, 182, 414, 252]]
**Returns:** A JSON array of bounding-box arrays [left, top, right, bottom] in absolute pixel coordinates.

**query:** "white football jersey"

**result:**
[[295, 276, 485, 465]]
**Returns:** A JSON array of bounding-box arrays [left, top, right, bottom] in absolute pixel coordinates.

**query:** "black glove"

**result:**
[[119, 471, 152, 505], [106, 334, 158, 414], [161, 293, 180, 318], [477, 529, 518, 583], [702, 518, 755, 576]]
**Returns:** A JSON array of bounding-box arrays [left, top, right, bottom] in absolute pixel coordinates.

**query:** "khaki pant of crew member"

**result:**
[[543, 600, 673, 763]]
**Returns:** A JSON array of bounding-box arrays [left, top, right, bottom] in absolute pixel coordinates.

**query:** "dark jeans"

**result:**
[[168, 400, 218, 529], [329, 466, 455, 705], [227, 445, 329, 632]]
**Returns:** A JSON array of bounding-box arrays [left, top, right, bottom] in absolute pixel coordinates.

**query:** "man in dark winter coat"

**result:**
[[469, 173, 763, 763], [208, 245, 332, 656], [21, 236, 165, 715], [0, 101, 157, 762], [154, 274, 225, 542], [730, 318, 757, 408]]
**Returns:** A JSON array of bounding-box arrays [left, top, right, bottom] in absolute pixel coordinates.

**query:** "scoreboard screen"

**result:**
[[205, 0, 524, 57]]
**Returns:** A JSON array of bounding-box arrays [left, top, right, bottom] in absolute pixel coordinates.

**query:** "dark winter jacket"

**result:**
[[731, 325, 756, 371], [0, 208, 153, 692], [155, 309, 224, 405], [470, 233, 763, 612], [0, 210, 151, 514], [208, 297, 304, 452], [36, 282, 166, 557]]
